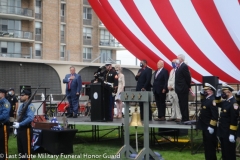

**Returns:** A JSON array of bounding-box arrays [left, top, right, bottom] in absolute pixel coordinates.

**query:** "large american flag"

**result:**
[[89, 0, 240, 83]]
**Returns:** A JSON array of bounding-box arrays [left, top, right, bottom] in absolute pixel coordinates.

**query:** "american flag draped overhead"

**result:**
[[89, 0, 240, 83]]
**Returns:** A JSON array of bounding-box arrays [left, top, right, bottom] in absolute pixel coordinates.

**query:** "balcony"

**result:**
[[0, 29, 33, 42], [83, 39, 91, 45], [99, 39, 124, 49], [35, 13, 42, 20], [61, 36, 65, 43], [0, 5, 34, 20], [61, 16, 65, 23], [0, 47, 32, 58]]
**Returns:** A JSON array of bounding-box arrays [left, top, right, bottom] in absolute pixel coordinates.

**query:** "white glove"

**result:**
[[207, 127, 214, 134], [14, 129, 17, 135], [13, 122, 20, 129], [229, 134, 235, 143], [216, 89, 222, 97], [237, 90, 240, 95], [200, 88, 204, 94]]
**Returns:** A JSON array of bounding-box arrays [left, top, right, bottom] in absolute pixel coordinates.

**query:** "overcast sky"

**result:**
[[116, 50, 140, 66]]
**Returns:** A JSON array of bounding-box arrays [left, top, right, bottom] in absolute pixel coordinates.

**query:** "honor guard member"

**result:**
[[215, 84, 239, 160], [102, 62, 118, 121], [0, 89, 11, 160], [235, 90, 240, 138], [198, 83, 218, 160], [13, 90, 35, 160]]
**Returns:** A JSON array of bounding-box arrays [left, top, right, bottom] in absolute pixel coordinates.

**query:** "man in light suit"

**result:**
[[63, 66, 82, 118], [135, 60, 152, 120], [152, 60, 169, 121], [175, 54, 191, 122]]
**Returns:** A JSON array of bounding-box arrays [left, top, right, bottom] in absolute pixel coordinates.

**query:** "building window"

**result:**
[[35, 44, 41, 56], [60, 45, 65, 57], [35, 22, 42, 41], [100, 29, 114, 45], [83, 47, 92, 60], [35, 0, 42, 19], [100, 49, 112, 63], [0, 19, 21, 32], [83, 27, 92, 39], [61, 25, 65, 43], [0, 41, 21, 55], [83, 7, 92, 19]]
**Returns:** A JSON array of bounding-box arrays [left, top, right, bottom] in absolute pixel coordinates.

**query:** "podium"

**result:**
[[90, 83, 105, 121]]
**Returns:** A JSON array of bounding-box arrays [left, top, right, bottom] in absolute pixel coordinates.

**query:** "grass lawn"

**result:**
[[7, 125, 238, 160]]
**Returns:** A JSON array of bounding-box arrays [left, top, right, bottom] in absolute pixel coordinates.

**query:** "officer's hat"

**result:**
[[222, 84, 234, 92], [8, 88, 14, 91], [105, 61, 112, 66], [203, 83, 216, 91], [20, 89, 31, 96], [0, 89, 7, 94]]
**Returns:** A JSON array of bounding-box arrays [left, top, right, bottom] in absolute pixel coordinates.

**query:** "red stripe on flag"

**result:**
[[88, 0, 156, 68], [192, 0, 240, 70], [121, 0, 202, 82], [151, 0, 238, 83]]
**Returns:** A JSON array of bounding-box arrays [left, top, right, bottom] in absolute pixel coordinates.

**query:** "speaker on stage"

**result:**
[[90, 83, 105, 122], [202, 76, 219, 89]]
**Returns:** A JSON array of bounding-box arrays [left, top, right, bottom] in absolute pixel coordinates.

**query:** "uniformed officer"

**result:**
[[215, 84, 239, 160], [0, 89, 11, 160], [102, 62, 118, 121], [6, 88, 18, 118], [13, 90, 35, 160], [235, 90, 240, 138], [198, 83, 218, 160]]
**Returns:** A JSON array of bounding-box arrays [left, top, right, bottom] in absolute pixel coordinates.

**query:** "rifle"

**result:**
[[17, 83, 42, 123]]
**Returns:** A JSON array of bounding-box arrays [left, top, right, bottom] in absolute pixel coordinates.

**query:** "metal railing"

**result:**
[[0, 5, 33, 17], [0, 29, 33, 40], [61, 36, 65, 43], [0, 47, 32, 58], [61, 16, 65, 23], [35, 34, 42, 41], [83, 39, 91, 45], [99, 39, 123, 47], [83, 19, 92, 25]]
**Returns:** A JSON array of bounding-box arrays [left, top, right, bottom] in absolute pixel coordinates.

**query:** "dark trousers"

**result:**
[[177, 93, 189, 121], [17, 127, 33, 160], [67, 93, 80, 115], [154, 92, 166, 118], [0, 125, 9, 160], [202, 129, 217, 160], [220, 137, 236, 160], [139, 102, 152, 121]]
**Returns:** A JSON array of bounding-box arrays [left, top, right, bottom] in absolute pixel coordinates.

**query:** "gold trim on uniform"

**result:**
[[4, 103, 9, 108], [223, 109, 227, 112], [210, 120, 217, 126], [215, 99, 221, 103], [230, 125, 237, 131], [203, 106, 206, 109]]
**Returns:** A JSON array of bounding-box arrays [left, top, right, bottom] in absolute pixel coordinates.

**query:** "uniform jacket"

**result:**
[[174, 63, 191, 94], [63, 73, 82, 95], [152, 68, 169, 94], [216, 96, 239, 137], [135, 67, 152, 91], [17, 103, 35, 126], [0, 98, 11, 123], [198, 94, 218, 131]]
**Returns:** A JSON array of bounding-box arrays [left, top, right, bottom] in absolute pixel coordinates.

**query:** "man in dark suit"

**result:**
[[174, 54, 191, 122], [152, 60, 169, 121], [63, 66, 82, 118], [135, 60, 152, 120]]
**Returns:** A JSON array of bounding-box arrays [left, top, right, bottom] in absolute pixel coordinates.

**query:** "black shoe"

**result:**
[[73, 115, 78, 118], [67, 114, 73, 118]]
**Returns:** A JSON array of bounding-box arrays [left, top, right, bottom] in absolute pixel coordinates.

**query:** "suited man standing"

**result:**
[[135, 60, 152, 120], [175, 54, 191, 122], [152, 60, 169, 121], [63, 66, 82, 118]]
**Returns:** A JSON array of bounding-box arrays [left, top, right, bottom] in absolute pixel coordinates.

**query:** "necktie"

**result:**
[[68, 74, 73, 89], [155, 69, 160, 79]]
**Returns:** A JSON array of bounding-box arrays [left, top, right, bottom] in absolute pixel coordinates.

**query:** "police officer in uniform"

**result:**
[[6, 88, 18, 118], [102, 62, 118, 121], [235, 90, 240, 138], [13, 90, 35, 160], [198, 83, 218, 160], [215, 84, 239, 160], [0, 89, 11, 160]]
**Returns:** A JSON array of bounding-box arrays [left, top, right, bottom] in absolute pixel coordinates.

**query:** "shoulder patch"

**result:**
[[30, 106, 36, 112], [4, 103, 9, 108], [115, 75, 118, 79], [212, 100, 216, 106], [233, 103, 239, 110]]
